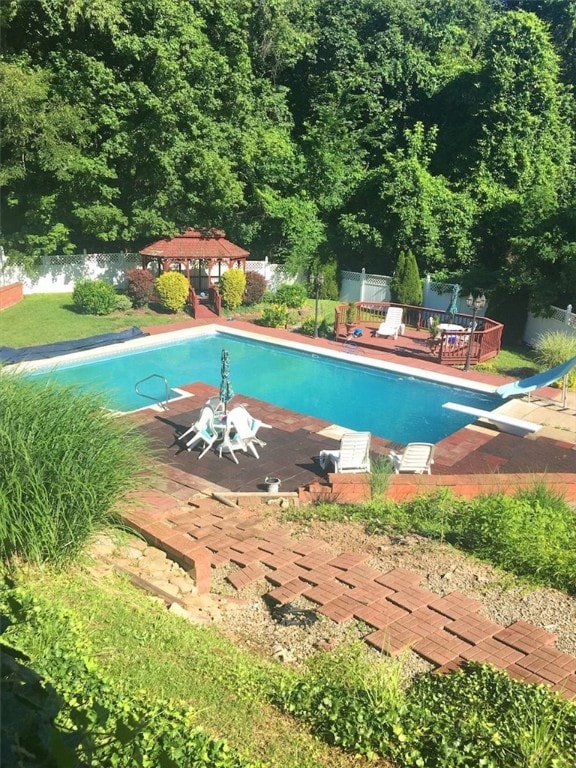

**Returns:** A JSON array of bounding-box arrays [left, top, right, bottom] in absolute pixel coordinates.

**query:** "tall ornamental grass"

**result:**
[[534, 331, 576, 388], [0, 371, 152, 565]]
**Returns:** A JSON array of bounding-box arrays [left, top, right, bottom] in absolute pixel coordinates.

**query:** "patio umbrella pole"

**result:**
[[219, 349, 234, 414]]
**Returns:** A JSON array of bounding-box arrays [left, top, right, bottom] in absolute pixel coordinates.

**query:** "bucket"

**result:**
[[265, 476, 281, 493]]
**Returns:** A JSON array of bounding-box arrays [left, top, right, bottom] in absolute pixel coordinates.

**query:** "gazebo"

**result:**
[[139, 227, 249, 317]]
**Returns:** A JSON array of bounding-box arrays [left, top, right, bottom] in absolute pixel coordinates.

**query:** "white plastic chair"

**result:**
[[218, 406, 270, 463], [319, 432, 371, 473], [180, 405, 219, 459], [374, 307, 405, 339], [389, 443, 435, 474]]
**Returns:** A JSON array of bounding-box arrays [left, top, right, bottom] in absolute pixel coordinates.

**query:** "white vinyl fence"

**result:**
[[0, 252, 291, 294], [341, 268, 575, 346], [524, 305, 576, 346], [340, 271, 486, 318]]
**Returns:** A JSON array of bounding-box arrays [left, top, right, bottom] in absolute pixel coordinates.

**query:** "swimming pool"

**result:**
[[26, 327, 500, 444]]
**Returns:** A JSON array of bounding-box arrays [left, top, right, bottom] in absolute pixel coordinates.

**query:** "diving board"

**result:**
[[495, 356, 576, 399], [443, 402, 541, 436]]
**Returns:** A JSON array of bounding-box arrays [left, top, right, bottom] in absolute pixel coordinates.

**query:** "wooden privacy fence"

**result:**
[[335, 302, 503, 367]]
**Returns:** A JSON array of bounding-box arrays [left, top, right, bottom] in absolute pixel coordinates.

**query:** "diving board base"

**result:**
[[443, 402, 541, 436]]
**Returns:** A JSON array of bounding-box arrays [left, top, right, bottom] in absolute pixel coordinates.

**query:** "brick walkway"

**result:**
[[123, 466, 576, 701]]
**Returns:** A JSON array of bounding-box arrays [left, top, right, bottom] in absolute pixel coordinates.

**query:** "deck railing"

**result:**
[[335, 302, 503, 367]]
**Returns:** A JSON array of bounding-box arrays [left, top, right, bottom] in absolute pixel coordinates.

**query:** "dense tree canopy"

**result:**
[[1, 0, 575, 311]]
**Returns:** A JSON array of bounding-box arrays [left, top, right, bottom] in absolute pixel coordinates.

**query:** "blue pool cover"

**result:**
[[0, 326, 149, 364]]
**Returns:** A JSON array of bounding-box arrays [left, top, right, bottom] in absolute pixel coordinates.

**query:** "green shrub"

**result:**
[[317, 260, 339, 301], [220, 268, 247, 310], [261, 303, 288, 328], [534, 331, 576, 388], [0, 371, 151, 565], [243, 271, 267, 305], [274, 282, 308, 309], [298, 315, 331, 337], [114, 293, 132, 312], [125, 267, 156, 308], [390, 250, 422, 306], [453, 488, 576, 592], [72, 279, 118, 315], [154, 271, 189, 312], [276, 646, 576, 766]]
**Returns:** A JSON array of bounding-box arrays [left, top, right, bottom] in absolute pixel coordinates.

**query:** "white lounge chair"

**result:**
[[319, 432, 371, 473], [374, 307, 405, 339], [218, 406, 270, 463], [389, 442, 435, 474], [180, 405, 220, 459]]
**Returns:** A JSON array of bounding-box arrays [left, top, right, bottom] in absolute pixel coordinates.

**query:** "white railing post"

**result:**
[[566, 304, 572, 324], [360, 268, 366, 302]]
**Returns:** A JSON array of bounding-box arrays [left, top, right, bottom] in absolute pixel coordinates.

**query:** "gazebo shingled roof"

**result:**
[[139, 227, 249, 261]]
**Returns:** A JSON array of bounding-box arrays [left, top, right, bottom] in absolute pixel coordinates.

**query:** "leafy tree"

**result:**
[[467, 10, 574, 308], [379, 124, 476, 275]]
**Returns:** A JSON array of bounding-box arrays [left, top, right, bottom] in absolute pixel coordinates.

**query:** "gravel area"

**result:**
[[96, 510, 576, 675], [205, 513, 576, 671]]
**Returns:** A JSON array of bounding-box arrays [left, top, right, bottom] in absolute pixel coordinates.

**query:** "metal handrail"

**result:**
[[134, 373, 170, 410]]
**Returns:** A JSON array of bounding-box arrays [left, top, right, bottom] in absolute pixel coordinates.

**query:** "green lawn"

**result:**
[[0, 293, 190, 347], [12, 564, 376, 768]]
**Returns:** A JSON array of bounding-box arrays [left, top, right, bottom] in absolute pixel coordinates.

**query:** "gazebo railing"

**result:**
[[209, 286, 221, 316]]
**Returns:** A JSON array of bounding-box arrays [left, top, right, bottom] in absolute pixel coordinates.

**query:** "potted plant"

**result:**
[[429, 315, 440, 340], [345, 302, 357, 334]]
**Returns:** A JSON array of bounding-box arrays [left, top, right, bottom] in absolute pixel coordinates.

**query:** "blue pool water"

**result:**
[[30, 333, 501, 443]]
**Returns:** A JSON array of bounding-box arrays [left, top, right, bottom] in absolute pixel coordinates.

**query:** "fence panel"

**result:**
[[524, 306, 576, 345], [0, 252, 140, 294], [0, 253, 294, 295]]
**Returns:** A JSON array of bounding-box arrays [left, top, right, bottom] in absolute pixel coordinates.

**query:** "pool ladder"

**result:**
[[134, 374, 170, 410]]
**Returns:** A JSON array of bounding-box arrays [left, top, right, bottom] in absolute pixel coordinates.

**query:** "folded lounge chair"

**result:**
[[374, 307, 405, 339], [389, 442, 435, 474], [319, 431, 371, 473]]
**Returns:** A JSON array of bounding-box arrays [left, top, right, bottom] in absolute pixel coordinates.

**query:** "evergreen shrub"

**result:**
[[72, 279, 118, 315], [299, 315, 331, 337], [114, 294, 132, 312], [390, 251, 423, 306], [155, 271, 189, 312], [220, 268, 247, 310]]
